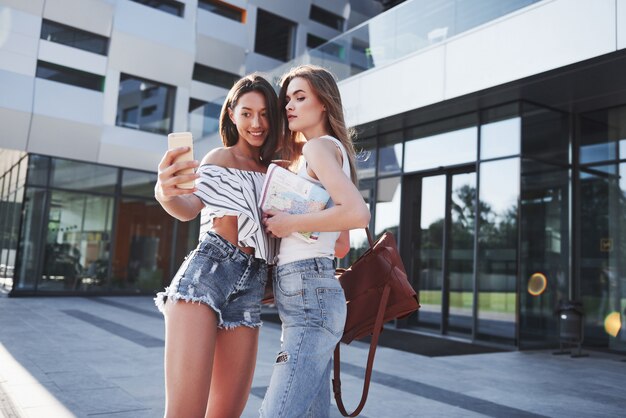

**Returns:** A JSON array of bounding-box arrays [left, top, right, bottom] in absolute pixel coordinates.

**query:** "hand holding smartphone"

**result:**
[[167, 132, 195, 189]]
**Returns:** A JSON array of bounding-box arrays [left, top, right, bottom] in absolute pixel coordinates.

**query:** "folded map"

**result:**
[[259, 163, 331, 243]]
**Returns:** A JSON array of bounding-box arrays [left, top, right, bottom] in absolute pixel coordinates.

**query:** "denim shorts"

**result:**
[[155, 232, 268, 329]]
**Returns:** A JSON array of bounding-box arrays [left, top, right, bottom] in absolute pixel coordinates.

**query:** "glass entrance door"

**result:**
[[408, 167, 476, 336]]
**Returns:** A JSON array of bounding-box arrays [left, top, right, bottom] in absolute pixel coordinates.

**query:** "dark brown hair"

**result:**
[[277, 65, 357, 184], [218, 73, 279, 165]]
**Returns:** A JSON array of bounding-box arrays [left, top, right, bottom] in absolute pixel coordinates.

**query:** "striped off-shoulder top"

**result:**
[[193, 164, 278, 263]]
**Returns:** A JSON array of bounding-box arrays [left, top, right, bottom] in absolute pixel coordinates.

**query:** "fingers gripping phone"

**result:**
[[167, 132, 195, 189]]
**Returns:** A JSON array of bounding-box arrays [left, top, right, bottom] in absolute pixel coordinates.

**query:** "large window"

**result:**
[[192, 63, 239, 89], [116, 74, 175, 135], [198, 0, 245, 22], [12, 156, 200, 295], [129, 0, 184, 17], [310, 5, 344, 30], [578, 106, 626, 351], [36, 61, 104, 92], [254, 9, 295, 62], [39, 191, 114, 292], [40, 19, 109, 55], [189, 98, 222, 139]]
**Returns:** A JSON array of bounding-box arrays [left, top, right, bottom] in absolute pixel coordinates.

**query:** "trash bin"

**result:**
[[554, 300, 587, 357]]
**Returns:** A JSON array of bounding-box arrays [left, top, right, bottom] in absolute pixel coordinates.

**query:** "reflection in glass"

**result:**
[[579, 162, 626, 350], [113, 198, 175, 291], [417, 175, 446, 330], [15, 188, 47, 290], [477, 158, 519, 344], [519, 159, 569, 348], [579, 107, 626, 164], [404, 127, 477, 173], [266, 0, 540, 83], [51, 158, 118, 193], [39, 191, 113, 291], [189, 98, 222, 139], [378, 143, 402, 176], [375, 176, 401, 238], [116, 74, 175, 135], [345, 180, 373, 267], [356, 143, 377, 179], [480, 117, 520, 160], [448, 172, 476, 335], [122, 169, 158, 198]]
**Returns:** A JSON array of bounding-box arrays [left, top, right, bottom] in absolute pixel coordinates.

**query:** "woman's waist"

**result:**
[[276, 256, 336, 275]]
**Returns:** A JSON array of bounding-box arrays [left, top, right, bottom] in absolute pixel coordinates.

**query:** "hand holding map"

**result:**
[[259, 163, 331, 243]]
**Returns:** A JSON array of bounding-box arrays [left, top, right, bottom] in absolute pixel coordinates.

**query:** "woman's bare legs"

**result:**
[[163, 301, 218, 418], [205, 326, 260, 418]]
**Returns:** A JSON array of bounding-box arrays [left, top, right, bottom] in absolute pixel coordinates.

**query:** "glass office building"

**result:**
[[1, 0, 625, 353], [343, 82, 626, 353], [0, 155, 199, 296]]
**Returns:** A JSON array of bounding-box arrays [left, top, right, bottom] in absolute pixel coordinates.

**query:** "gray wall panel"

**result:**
[[195, 35, 245, 74], [108, 31, 194, 88], [43, 0, 113, 36], [28, 114, 101, 160], [0, 108, 31, 151]]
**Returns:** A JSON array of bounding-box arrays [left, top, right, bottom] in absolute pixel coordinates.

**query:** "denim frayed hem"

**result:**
[[154, 288, 225, 326], [220, 319, 263, 330]]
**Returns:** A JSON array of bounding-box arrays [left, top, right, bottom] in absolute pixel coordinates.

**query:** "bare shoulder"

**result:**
[[200, 147, 234, 167], [303, 137, 342, 165]]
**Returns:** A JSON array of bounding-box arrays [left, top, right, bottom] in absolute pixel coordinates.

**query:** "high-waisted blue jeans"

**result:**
[[260, 257, 346, 418]]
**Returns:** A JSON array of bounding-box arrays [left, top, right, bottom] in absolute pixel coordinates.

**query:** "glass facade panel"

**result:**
[[345, 179, 374, 266], [480, 117, 521, 160], [112, 198, 175, 292], [416, 175, 446, 330], [174, 216, 201, 278], [122, 169, 158, 198], [192, 63, 239, 89], [356, 139, 377, 179], [116, 74, 175, 135], [518, 105, 569, 348], [477, 158, 519, 344], [39, 191, 113, 292], [15, 188, 47, 290], [579, 108, 625, 164], [36, 61, 104, 91], [375, 176, 401, 238], [129, 0, 184, 17], [51, 159, 117, 193], [198, 0, 244, 22], [254, 9, 295, 62], [189, 98, 222, 139], [448, 172, 476, 335], [404, 127, 477, 173], [378, 131, 403, 176], [309, 5, 344, 30], [40, 19, 109, 55]]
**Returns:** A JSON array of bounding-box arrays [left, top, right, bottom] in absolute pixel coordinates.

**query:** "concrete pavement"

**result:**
[[1, 291, 625, 417]]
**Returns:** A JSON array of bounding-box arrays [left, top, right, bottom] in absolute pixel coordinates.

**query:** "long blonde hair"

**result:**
[[277, 65, 358, 185]]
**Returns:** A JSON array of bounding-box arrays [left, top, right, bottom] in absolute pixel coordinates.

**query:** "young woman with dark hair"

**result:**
[[154, 73, 280, 418]]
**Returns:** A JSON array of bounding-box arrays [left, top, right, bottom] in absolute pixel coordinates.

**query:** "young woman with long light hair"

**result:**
[[260, 65, 370, 418]]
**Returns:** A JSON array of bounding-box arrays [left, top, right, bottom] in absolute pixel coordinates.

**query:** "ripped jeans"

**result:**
[[260, 257, 346, 418], [155, 232, 267, 329]]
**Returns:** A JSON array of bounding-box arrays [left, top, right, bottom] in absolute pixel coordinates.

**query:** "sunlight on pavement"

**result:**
[[0, 344, 75, 418]]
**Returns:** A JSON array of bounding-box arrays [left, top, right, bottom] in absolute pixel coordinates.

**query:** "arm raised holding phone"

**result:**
[[154, 134, 203, 221]]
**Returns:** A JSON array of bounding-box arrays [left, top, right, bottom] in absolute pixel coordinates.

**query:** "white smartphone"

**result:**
[[167, 132, 195, 189]]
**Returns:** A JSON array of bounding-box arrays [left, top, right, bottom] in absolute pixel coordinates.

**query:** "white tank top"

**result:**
[[277, 136, 351, 266]]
